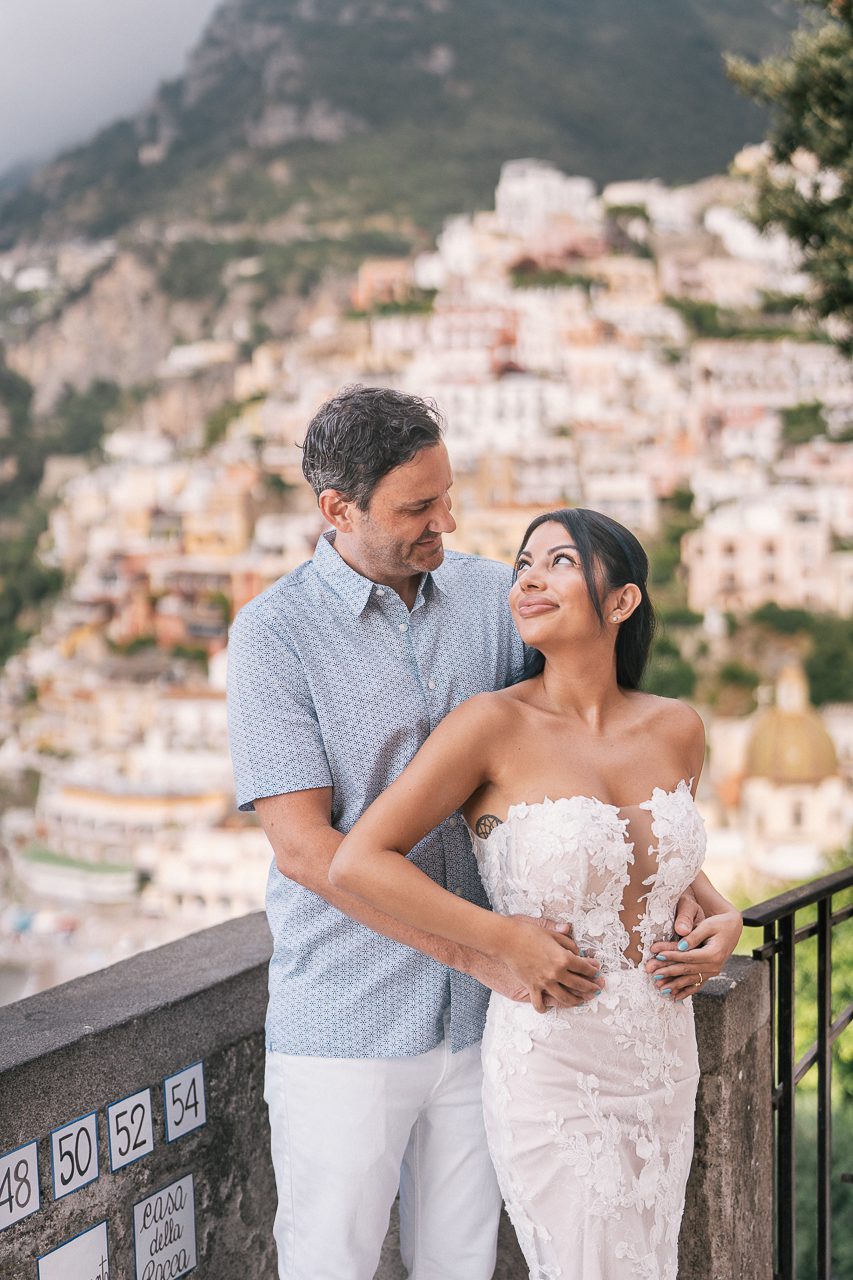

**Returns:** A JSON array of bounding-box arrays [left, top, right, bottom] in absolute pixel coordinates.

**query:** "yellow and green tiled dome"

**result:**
[[745, 666, 838, 785]]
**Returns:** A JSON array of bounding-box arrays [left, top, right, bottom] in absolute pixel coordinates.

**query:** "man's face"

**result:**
[[349, 443, 456, 580]]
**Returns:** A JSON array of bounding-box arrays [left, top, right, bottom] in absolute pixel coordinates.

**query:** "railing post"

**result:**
[[816, 897, 832, 1279], [778, 913, 796, 1280]]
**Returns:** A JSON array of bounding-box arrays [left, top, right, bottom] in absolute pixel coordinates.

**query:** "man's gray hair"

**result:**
[[301, 385, 445, 510]]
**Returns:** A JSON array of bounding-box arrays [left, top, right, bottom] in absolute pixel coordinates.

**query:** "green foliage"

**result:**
[[718, 660, 761, 688], [805, 615, 853, 704], [741, 847, 853, 1277], [665, 295, 816, 340], [795, 1094, 853, 1279], [760, 289, 803, 314], [107, 635, 156, 656], [647, 490, 699, 593], [643, 633, 698, 698], [170, 644, 209, 671], [159, 240, 242, 302], [510, 264, 599, 292], [349, 288, 437, 317], [657, 606, 703, 628], [204, 400, 244, 448], [744, 608, 853, 704], [727, 1, 853, 353], [605, 203, 650, 221], [263, 472, 295, 496], [750, 601, 816, 633], [669, 487, 695, 514], [0, 362, 33, 433], [0, 364, 120, 664], [53, 380, 122, 455], [780, 400, 827, 444]]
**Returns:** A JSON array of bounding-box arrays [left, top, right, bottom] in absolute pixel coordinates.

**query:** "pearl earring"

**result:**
[[611, 613, 619, 622]]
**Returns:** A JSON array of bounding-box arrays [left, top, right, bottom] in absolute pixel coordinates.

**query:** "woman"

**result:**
[[330, 507, 742, 1279]]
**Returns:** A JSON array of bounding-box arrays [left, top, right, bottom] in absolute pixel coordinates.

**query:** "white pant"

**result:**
[[264, 1035, 501, 1280]]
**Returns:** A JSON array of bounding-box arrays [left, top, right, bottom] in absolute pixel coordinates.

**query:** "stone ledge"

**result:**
[[693, 953, 771, 1074], [0, 915, 772, 1280]]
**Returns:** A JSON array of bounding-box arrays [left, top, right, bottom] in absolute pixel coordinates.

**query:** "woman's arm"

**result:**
[[330, 694, 603, 1013], [647, 870, 743, 1000], [646, 702, 743, 998]]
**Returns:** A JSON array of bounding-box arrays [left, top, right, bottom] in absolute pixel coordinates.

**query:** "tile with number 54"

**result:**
[[164, 1062, 206, 1141]]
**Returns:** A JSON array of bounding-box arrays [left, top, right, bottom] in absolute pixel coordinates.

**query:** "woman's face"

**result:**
[[509, 520, 604, 649]]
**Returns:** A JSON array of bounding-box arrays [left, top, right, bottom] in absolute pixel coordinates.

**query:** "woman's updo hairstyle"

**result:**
[[515, 507, 656, 690]]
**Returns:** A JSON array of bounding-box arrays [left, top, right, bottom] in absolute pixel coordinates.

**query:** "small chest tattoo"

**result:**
[[475, 814, 503, 839]]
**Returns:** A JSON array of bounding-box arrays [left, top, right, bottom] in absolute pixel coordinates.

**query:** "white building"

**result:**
[[682, 500, 847, 615], [495, 160, 601, 239]]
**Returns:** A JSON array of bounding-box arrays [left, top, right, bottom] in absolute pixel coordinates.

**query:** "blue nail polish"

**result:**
[[655, 954, 666, 961], [579, 947, 587, 957], [678, 940, 689, 952], [653, 974, 664, 981], [662, 988, 672, 995]]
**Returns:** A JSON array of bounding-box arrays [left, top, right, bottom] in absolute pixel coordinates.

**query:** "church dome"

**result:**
[[744, 666, 838, 785]]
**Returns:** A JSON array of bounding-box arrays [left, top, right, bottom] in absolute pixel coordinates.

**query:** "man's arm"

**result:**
[[256, 786, 534, 1002]]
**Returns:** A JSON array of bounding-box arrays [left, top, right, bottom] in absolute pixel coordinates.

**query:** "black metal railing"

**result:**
[[743, 863, 853, 1280]]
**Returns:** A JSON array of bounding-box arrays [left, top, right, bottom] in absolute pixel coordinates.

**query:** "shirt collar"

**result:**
[[312, 531, 444, 616]]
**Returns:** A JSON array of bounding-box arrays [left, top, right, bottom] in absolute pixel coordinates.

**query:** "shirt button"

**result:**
[[398, 622, 408, 632], [376, 588, 384, 597], [454, 887, 464, 896], [448, 815, 458, 827], [427, 678, 436, 690]]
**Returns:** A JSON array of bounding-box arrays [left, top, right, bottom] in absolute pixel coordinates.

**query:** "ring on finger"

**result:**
[[693, 974, 704, 988]]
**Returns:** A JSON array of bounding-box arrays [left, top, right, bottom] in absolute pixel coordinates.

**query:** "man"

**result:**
[[226, 386, 722, 1279]]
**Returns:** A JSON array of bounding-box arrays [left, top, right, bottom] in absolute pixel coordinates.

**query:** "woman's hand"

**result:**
[[644, 909, 744, 1002], [499, 916, 605, 1013]]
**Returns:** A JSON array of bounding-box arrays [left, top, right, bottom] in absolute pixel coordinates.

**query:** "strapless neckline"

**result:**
[[467, 778, 695, 846]]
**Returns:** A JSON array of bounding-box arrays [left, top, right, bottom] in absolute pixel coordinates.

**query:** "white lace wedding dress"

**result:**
[[469, 779, 707, 1280]]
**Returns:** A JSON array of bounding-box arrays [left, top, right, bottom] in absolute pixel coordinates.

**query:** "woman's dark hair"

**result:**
[[515, 507, 656, 690], [301, 384, 444, 510]]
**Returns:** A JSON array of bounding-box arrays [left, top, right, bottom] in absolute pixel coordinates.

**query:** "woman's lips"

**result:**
[[517, 600, 558, 617]]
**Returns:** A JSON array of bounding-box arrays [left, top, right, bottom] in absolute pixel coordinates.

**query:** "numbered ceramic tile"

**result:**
[[0, 1140, 39, 1230], [50, 1111, 99, 1199], [133, 1173, 197, 1280], [38, 1220, 109, 1280], [164, 1062, 206, 1141], [107, 1087, 154, 1171]]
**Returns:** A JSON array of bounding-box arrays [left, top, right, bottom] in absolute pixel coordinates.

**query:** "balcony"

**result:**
[[0, 913, 773, 1278]]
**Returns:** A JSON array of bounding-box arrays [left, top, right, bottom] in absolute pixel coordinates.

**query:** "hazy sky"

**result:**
[[0, 0, 222, 174]]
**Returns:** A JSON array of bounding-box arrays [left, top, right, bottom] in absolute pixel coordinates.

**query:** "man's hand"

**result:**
[[645, 909, 744, 1001], [673, 886, 705, 939], [465, 917, 603, 1010]]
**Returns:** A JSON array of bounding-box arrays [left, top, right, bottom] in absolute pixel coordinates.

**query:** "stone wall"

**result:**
[[0, 916, 771, 1279]]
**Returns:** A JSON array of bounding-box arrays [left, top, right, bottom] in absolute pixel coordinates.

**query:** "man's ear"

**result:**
[[319, 489, 357, 532]]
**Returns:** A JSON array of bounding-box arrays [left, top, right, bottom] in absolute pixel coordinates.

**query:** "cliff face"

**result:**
[[0, 0, 790, 247], [5, 254, 203, 412]]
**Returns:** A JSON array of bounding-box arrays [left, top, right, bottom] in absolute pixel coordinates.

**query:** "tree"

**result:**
[[727, 1, 853, 353]]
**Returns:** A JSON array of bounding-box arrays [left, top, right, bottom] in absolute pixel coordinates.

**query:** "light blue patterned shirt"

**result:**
[[226, 532, 525, 1056]]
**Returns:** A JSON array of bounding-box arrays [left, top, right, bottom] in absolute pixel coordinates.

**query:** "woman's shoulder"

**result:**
[[625, 691, 705, 751]]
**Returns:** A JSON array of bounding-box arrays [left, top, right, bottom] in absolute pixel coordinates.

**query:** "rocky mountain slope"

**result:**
[[0, 0, 790, 247]]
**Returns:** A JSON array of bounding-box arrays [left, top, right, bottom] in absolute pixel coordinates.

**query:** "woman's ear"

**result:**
[[607, 583, 643, 623]]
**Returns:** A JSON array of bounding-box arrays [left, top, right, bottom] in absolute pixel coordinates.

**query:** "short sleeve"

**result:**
[[226, 602, 333, 812]]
